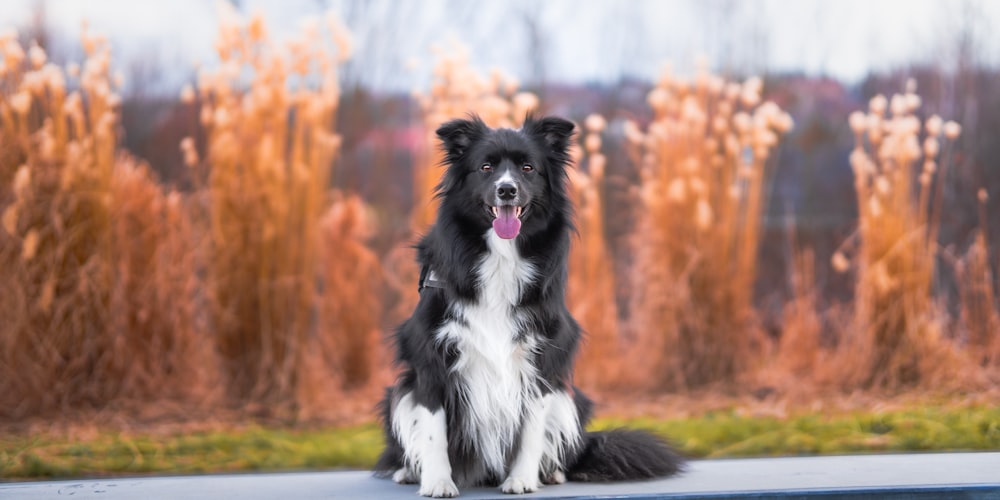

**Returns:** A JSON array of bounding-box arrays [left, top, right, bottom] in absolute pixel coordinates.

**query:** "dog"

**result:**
[[374, 115, 684, 497]]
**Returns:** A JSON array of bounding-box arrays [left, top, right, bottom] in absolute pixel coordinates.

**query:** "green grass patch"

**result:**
[[2, 405, 999, 480], [0, 424, 384, 480]]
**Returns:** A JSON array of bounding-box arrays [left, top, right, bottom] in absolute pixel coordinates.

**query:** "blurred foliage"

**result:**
[[2, 4, 999, 436]]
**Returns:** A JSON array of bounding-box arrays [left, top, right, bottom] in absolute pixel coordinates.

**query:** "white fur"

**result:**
[[547, 470, 567, 485], [495, 171, 515, 189], [503, 390, 582, 492], [502, 394, 549, 493], [391, 467, 415, 484], [435, 231, 539, 478], [392, 393, 458, 497], [541, 390, 582, 473]]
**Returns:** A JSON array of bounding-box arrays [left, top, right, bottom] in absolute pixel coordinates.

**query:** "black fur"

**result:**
[[569, 430, 686, 482], [375, 115, 684, 493]]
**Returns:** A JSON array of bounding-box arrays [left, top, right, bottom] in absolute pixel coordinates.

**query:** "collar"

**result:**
[[418, 265, 446, 292]]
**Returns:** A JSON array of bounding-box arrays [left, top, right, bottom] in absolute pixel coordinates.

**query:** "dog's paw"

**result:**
[[393, 468, 417, 484], [418, 477, 459, 498], [543, 470, 566, 485], [500, 475, 540, 494]]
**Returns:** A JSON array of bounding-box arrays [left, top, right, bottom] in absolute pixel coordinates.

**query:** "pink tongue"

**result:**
[[493, 207, 521, 239]]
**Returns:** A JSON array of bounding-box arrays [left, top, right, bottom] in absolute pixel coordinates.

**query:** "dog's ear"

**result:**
[[436, 117, 487, 162], [524, 116, 575, 155]]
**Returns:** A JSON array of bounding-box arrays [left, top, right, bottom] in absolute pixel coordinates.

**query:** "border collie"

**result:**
[[375, 115, 684, 497]]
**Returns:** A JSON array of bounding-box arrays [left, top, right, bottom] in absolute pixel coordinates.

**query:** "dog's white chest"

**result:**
[[435, 233, 539, 475]]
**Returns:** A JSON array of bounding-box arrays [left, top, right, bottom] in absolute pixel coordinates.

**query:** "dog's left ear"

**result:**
[[524, 116, 575, 155]]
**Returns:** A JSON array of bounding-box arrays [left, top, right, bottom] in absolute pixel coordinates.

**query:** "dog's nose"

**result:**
[[497, 183, 517, 200]]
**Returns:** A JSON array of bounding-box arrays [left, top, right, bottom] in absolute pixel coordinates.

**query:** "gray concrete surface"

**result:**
[[2, 452, 999, 499]]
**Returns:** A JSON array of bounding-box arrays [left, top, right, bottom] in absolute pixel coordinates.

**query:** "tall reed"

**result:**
[[625, 65, 793, 390], [318, 193, 384, 387], [831, 83, 965, 388], [0, 29, 213, 418], [567, 114, 623, 389], [775, 249, 822, 379], [190, 5, 351, 414], [951, 189, 999, 367]]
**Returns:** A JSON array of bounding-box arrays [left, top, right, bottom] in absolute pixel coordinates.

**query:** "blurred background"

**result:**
[[1, 0, 999, 465]]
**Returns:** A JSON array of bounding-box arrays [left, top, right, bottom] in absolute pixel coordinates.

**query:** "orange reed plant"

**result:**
[[105, 161, 219, 413], [189, 5, 352, 414], [831, 83, 966, 389], [950, 189, 1000, 367], [567, 114, 624, 390], [625, 65, 793, 390], [317, 193, 384, 388], [0, 29, 214, 418], [774, 249, 822, 379], [294, 192, 387, 421]]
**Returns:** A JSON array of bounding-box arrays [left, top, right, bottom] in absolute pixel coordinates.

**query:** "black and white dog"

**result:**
[[375, 116, 683, 497]]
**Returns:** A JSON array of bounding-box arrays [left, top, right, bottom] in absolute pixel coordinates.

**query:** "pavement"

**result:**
[[2, 452, 999, 499]]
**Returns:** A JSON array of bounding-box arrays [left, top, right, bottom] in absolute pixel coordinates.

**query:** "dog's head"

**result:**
[[435, 115, 575, 240]]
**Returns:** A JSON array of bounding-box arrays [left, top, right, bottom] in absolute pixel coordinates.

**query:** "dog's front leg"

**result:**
[[416, 407, 457, 498], [501, 395, 550, 494], [393, 393, 459, 498]]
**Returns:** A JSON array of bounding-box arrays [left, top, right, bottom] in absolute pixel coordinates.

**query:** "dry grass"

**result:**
[[104, 160, 219, 410], [826, 83, 971, 389], [297, 192, 390, 421], [189, 5, 365, 417], [950, 189, 1000, 367], [567, 114, 624, 390], [623, 65, 793, 391], [2, 10, 999, 428], [1, 9, 387, 423], [0, 29, 215, 419], [773, 249, 822, 379]]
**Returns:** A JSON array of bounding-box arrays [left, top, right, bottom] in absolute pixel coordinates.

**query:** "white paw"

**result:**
[[544, 470, 566, 485], [393, 468, 416, 484], [418, 477, 459, 498], [500, 475, 540, 494]]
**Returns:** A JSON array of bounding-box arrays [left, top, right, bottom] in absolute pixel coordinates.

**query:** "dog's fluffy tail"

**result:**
[[567, 429, 685, 482]]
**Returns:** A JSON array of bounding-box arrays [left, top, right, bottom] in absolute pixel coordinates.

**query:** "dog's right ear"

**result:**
[[436, 117, 487, 163], [524, 116, 575, 156]]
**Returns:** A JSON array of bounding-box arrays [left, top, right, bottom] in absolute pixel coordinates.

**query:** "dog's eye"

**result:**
[[522, 164, 534, 173], [481, 163, 492, 172]]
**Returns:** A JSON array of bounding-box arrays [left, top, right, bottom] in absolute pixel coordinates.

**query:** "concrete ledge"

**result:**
[[2, 452, 999, 499]]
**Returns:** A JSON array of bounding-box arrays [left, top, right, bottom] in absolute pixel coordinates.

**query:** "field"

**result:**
[[1, 6, 999, 480], [4, 404, 1000, 480]]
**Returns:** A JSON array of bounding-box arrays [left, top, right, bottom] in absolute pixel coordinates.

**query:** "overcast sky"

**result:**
[[1, 0, 997, 94]]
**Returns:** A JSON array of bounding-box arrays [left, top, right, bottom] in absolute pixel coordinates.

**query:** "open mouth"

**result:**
[[489, 206, 524, 219], [488, 205, 524, 239]]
